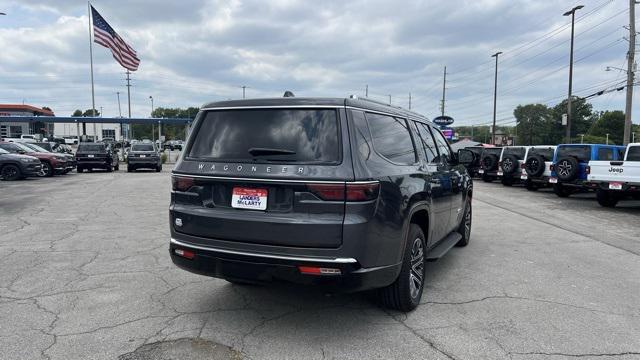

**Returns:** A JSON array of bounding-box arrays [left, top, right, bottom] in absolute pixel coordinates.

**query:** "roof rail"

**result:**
[[349, 95, 410, 112]]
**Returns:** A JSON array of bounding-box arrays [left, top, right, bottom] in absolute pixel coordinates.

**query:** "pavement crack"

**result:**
[[511, 351, 640, 357]]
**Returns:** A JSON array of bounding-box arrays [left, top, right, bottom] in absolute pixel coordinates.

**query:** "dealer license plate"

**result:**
[[231, 187, 267, 210], [549, 178, 558, 184], [478, 169, 484, 174], [609, 182, 623, 190], [88, 154, 94, 158], [521, 175, 528, 180], [497, 171, 503, 176], [140, 155, 146, 158]]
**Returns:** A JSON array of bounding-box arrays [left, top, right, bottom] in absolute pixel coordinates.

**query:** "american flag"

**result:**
[[91, 5, 140, 71]]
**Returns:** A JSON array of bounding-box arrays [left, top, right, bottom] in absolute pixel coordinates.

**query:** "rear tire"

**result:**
[[1, 164, 22, 181], [553, 183, 572, 198], [115, 163, 119, 171], [482, 174, 493, 183], [156, 165, 162, 172], [41, 162, 54, 177], [455, 198, 472, 247], [596, 189, 619, 208], [127, 166, 132, 173], [77, 167, 84, 173], [378, 224, 426, 312], [525, 180, 538, 191], [501, 177, 514, 186], [106, 165, 113, 173]]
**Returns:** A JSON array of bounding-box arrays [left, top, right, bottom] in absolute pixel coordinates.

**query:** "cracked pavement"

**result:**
[[1, 171, 639, 359]]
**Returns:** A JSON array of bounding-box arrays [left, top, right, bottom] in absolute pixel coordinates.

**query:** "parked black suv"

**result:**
[[462, 146, 485, 178], [169, 97, 473, 312], [127, 143, 162, 172], [478, 147, 502, 182], [76, 142, 120, 172]]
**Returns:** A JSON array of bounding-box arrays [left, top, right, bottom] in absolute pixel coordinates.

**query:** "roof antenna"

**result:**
[[283, 91, 295, 97]]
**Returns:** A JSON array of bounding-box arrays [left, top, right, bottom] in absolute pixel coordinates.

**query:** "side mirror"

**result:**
[[17, 150, 26, 154], [457, 149, 474, 166]]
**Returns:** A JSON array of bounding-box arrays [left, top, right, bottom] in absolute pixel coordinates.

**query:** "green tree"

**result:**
[[588, 110, 625, 145], [514, 104, 550, 145], [81, 108, 100, 117], [548, 97, 594, 144], [71, 109, 83, 117], [131, 106, 199, 141]]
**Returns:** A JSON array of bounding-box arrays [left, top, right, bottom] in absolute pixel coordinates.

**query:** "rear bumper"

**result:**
[[169, 237, 401, 292], [587, 181, 640, 193], [77, 160, 111, 168]]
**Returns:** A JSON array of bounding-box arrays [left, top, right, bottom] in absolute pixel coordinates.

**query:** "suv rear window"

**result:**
[[557, 145, 591, 162], [528, 148, 554, 161], [366, 113, 416, 165], [503, 147, 525, 159], [627, 146, 640, 161], [598, 148, 614, 161], [188, 109, 340, 164], [78, 144, 105, 152], [132, 144, 155, 152], [482, 148, 502, 156]]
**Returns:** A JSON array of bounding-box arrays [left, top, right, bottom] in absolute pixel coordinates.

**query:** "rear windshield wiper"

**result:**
[[248, 147, 296, 156]]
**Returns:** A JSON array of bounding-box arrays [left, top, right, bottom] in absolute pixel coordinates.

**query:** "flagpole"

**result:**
[[87, 2, 96, 140]]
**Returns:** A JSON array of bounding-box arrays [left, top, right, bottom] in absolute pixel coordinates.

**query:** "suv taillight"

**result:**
[[550, 164, 554, 171], [307, 182, 379, 202], [172, 175, 195, 192], [586, 166, 591, 174]]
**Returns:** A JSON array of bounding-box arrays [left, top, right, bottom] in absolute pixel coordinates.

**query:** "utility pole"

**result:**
[[564, 5, 584, 144], [491, 52, 502, 145], [440, 66, 447, 117], [388, 95, 392, 105], [126, 70, 133, 139], [409, 92, 412, 110], [149, 96, 154, 142], [606, 133, 610, 144], [365, 85, 368, 97], [116, 92, 122, 117], [240, 85, 250, 99], [624, 0, 636, 145]]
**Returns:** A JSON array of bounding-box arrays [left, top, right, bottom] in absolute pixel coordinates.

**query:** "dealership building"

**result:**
[[0, 104, 55, 139]]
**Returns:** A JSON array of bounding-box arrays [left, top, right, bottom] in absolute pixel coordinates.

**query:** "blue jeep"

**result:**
[[549, 144, 625, 197]]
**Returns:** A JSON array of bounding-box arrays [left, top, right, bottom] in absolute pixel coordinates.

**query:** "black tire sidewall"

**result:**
[[525, 155, 545, 177], [1, 164, 21, 181], [555, 157, 579, 181], [501, 154, 519, 174]]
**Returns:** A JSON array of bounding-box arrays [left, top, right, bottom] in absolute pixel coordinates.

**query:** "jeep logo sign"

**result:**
[[609, 167, 623, 174], [432, 115, 454, 126]]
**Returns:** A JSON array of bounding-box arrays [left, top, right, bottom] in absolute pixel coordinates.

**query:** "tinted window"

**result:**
[[0, 143, 22, 153], [35, 143, 53, 151], [24, 143, 50, 153], [132, 144, 155, 152], [0, 148, 9, 154], [189, 109, 339, 164], [598, 148, 614, 161], [483, 148, 502, 157], [557, 145, 591, 162], [503, 147, 526, 159], [413, 122, 438, 163], [617, 148, 625, 160], [351, 111, 372, 161], [528, 148, 555, 161], [78, 144, 106, 152], [626, 146, 640, 161], [366, 113, 416, 164], [430, 127, 451, 163]]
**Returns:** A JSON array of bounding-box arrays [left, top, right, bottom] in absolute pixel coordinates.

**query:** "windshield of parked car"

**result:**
[[14, 143, 38, 153], [503, 147, 526, 159], [132, 144, 155, 152], [34, 143, 53, 151], [77, 144, 106, 152], [557, 145, 591, 162], [0, 148, 9, 154], [23, 143, 51, 153], [188, 109, 340, 164], [626, 146, 640, 161]]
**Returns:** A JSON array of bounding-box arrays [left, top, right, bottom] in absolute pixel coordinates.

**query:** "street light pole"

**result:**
[[606, 133, 610, 145], [564, 5, 584, 144], [491, 51, 502, 145], [149, 96, 154, 142]]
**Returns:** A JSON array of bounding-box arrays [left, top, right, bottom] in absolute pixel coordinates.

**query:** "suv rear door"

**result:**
[[429, 126, 462, 234], [172, 107, 353, 249]]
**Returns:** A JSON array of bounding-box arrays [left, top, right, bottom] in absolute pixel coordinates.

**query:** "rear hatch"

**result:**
[[76, 144, 107, 161], [171, 107, 355, 248]]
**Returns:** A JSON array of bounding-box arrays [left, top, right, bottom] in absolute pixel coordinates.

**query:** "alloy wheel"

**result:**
[[409, 238, 425, 299], [558, 161, 571, 177], [503, 158, 512, 171], [2, 166, 18, 180]]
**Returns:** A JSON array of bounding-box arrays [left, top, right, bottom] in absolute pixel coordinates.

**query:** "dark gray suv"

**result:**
[[127, 143, 162, 172], [169, 97, 473, 311]]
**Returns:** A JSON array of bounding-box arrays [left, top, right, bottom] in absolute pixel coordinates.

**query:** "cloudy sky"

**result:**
[[0, 0, 636, 127]]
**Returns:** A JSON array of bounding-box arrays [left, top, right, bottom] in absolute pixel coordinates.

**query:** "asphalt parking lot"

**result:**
[[1, 171, 639, 360]]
